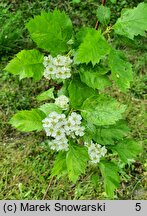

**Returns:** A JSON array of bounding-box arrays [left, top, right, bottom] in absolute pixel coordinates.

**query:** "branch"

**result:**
[[102, 0, 106, 5]]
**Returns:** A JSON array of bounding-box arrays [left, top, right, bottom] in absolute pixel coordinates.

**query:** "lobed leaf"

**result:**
[[93, 120, 129, 145], [66, 142, 89, 183], [26, 10, 73, 55], [108, 49, 133, 92], [97, 5, 111, 25], [39, 103, 62, 115], [110, 139, 142, 163], [110, 0, 116, 3], [114, 3, 147, 39], [57, 80, 70, 97], [74, 27, 94, 48], [81, 94, 126, 126], [99, 160, 120, 198], [79, 66, 111, 90], [74, 29, 110, 66], [4, 49, 44, 81], [51, 152, 67, 178], [36, 88, 54, 101], [9, 109, 46, 132], [68, 75, 96, 109], [83, 121, 97, 142]]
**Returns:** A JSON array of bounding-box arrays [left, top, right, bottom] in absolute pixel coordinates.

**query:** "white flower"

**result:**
[[90, 155, 101, 164], [45, 127, 54, 136], [48, 140, 58, 150], [60, 114, 66, 120], [85, 141, 107, 164], [65, 56, 73, 65], [64, 121, 72, 132], [49, 139, 64, 151], [43, 54, 72, 80], [56, 67, 71, 79], [51, 117, 60, 124], [63, 72, 71, 79], [68, 112, 82, 125], [74, 126, 85, 137], [68, 131, 76, 139], [52, 128, 65, 140], [42, 118, 52, 128], [54, 55, 72, 67], [100, 146, 107, 157], [88, 144, 97, 154], [43, 111, 84, 152], [43, 55, 54, 67], [43, 68, 52, 80], [46, 64, 57, 75], [68, 118, 76, 126], [65, 112, 85, 138], [55, 121, 65, 129], [53, 55, 66, 66], [55, 95, 69, 110], [48, 112, 59, 118], [48, 137, 69, 151], [57, 137, 69, 151]]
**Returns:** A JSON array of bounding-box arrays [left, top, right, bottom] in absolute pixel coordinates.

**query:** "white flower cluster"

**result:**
[[65, 112, 85, 138], [85, 141, 107, 164], [43, 55, 72, 80], [55, 95, 69, 110], [42, 112, 85, 151]]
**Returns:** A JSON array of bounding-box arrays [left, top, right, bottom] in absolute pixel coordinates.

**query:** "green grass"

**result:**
[[0, 0, 147, 200]]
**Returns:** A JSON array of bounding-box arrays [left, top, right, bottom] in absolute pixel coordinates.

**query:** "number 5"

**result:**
[[135, 203, 141, 211]]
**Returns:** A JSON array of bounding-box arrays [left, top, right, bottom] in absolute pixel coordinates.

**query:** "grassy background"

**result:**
[[0, 0, 146, 200]]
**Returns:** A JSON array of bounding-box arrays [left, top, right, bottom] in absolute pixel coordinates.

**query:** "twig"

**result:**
[[102, 0, 106, 4], [95, 21, 99, 30], [42, 176, 55, 200]]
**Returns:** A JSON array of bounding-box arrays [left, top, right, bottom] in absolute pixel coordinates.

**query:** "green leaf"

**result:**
[[36, 88, 54, 101], [81, 94, 126, 126], [57, 80, 70, 97], [92, 65, 109, 75], [72, 0, 81, 3], [99, 160, 120, 198], [91, 174, 99, 188], [84, 121, 97, 142], [93, 120, 129, 145], [68, 75, 96, 109], [79, 66, 111, 90], [108, 49, 133, 92], [66, 142, 89, 183], [39, 103, 62, 115], [74, 29, 110, 66], [4, 49, 44, 81], [114, 3, 147, 39], [110, 139, 142, 163], [110, 0, 116, 3], [9, 109, 46, 132], [97, 5, 111, 25], [51, 152, 67, 178], [74, 27, 94, 48], [26, 10, 73, 55]]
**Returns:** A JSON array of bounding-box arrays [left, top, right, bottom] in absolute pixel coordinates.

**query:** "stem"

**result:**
[[42, 176, 55, 200], [102, 25, 113, 36], [95, 0, 107, 30]]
